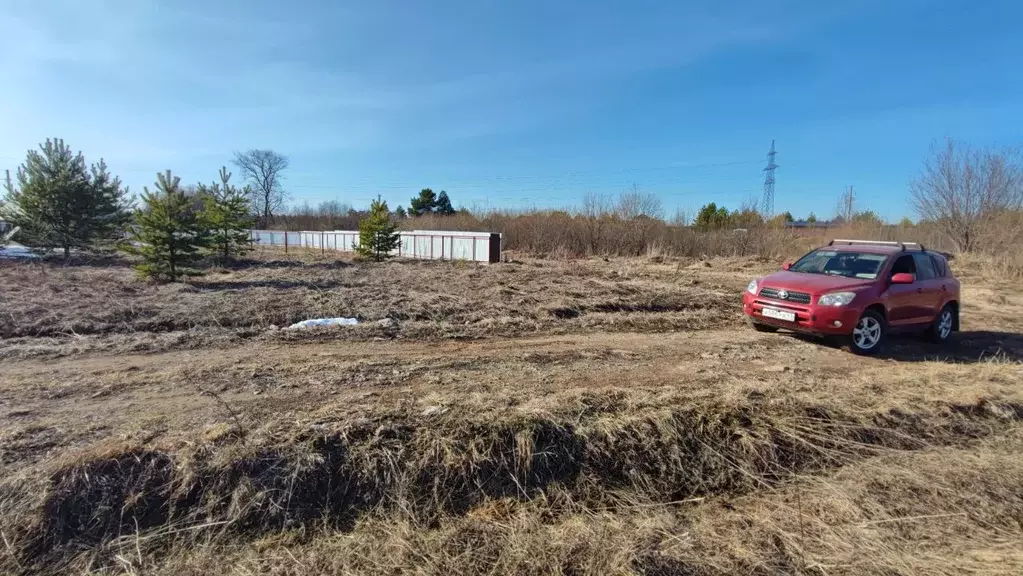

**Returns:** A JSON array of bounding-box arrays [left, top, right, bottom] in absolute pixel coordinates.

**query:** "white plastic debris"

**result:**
[[287, 317, 359, 329]]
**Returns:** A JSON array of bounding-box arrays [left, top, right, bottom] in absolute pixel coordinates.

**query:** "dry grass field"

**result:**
[[1, 249, 1022, 575]]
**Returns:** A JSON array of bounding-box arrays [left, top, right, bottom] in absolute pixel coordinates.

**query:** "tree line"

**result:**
[[3, 136, 1020, 274], [689, 202, 889, 231], [1, 139, 256, 280], [0, 139, 406, 280], [276, 187, 463, 230]]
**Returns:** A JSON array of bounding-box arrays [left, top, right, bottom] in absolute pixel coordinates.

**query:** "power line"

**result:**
[[280, 174, 761, 202], [255, 160, 760, 191], [283, 185, 765, 210]]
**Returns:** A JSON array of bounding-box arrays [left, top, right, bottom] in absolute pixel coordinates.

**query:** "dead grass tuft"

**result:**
[[2, 396, 1020, 574]]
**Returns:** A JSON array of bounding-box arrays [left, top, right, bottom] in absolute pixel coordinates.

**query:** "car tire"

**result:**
[[749, 320, 779, 333], [926, 304, 955, 343], [849, 310, 886, 355]]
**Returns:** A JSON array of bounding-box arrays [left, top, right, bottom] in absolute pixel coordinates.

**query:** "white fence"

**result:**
[[249, 229, 501, 263]]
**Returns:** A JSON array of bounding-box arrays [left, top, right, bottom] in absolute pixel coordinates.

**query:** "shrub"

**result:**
[[123, 171, 207, 281], [199, 167, 254, 263], [355, 197, 401, 262]]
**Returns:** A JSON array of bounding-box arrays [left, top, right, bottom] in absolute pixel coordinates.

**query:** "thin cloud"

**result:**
[[0, 1, 781, 175]]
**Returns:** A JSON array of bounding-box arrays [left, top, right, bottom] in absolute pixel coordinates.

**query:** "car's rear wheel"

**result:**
[[749, 320, 779, 333], [850, 310, 885, 355], [926, 304, 955, 343]]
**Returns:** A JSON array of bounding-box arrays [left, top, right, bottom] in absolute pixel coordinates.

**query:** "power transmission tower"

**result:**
[[762, 140, 778, 216]]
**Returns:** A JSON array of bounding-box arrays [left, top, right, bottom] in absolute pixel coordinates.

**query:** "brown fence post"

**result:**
[[321, 231, 325, 255], [284, 228, 288, 254]]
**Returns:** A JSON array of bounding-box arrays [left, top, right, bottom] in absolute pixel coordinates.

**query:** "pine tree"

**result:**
[[90, 159, 134, 240], [409, 188, 437, 216], [354, 196, 401, 262], [394, 205, 408, 219], [435, 190, 456, 215], [123, 171, 207, 281], [0, 138, 131, 258], [199, 167, 254, 263], [694, 202, 731, 230]]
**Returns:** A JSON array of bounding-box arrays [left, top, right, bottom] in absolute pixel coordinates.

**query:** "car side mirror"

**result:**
[[891, 272, 914, 284], [782, 262, 792, 270]]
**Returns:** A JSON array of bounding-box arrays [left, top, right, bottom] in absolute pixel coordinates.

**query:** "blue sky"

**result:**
[[2, 0, 1021, 221]]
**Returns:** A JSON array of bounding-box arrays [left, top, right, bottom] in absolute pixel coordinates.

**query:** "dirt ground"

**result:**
[[1, 250, 1022, 575]]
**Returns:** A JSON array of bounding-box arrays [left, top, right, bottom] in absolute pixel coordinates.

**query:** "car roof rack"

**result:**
[[827, 239, 926, 252]]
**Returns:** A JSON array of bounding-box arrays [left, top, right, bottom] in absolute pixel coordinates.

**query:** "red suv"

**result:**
[[742, 240, 960, 354]]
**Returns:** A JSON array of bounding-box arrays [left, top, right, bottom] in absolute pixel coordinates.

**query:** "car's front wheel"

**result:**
[[850, 310, 886, 355]]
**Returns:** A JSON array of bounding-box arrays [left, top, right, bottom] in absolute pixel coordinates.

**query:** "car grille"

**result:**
[[758, 287, 812, 304]]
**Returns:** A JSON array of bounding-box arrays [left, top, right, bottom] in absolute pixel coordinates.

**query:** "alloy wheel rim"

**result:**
[[938, 310, 953, 339], [854, 316, 882, 349]]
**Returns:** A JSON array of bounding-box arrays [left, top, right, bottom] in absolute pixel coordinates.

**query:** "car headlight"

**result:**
[[746, 279, 758, 295], [818, 291, 856, 306]]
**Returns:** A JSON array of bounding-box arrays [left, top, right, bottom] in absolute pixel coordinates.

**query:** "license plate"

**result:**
[[762, 307, 795, 322]]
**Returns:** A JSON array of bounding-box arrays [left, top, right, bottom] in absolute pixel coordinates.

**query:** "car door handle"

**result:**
[[916, 288, 923, 293]]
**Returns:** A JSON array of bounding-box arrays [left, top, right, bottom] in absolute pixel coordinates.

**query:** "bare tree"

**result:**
[[670, 207, 690, 227], [232, 149, 289, 227], [581, 191, 614, 254], [316, 200, 352, 219], [615, 184, 663, 250], [316, 200, 353, 229], [615, 184, 663, 220], [910, 138, 1023, 253], [735, 195, 766, 228], [836, 185, 855, 223], [581, 191, 613, 218]]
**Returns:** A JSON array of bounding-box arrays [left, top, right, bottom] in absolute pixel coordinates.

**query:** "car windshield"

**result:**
[[789, 250, 888, 279]]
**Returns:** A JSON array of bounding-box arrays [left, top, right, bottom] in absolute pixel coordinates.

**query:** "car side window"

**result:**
[[929, 254, 947, 277], [913, 253, 936, 280], [889, 255, 916, 279]]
